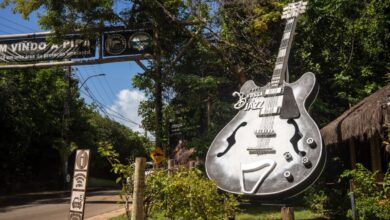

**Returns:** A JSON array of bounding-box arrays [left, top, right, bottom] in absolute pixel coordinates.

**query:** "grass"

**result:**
[[110, 205, 326, 220], [237, 205, 326, 220], [110, 214, 128, 220]]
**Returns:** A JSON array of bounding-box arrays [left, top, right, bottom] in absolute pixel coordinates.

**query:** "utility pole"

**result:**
[[62, 65, 72, 188]]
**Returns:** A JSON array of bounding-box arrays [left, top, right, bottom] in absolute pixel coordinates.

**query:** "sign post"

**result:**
[[69, 149, 90, 220]]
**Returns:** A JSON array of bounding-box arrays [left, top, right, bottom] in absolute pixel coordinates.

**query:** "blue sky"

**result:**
[[0, 4, 147, 133]]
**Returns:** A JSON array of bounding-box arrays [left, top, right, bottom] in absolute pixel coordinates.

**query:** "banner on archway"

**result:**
[[0, 34, 96, 63]]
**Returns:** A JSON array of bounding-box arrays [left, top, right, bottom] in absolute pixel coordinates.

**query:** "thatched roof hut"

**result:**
[[320, 84, 390, 172], [321, 84, 390, 146]]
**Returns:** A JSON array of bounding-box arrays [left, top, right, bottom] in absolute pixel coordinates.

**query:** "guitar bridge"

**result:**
[[255, 129, 276, 138], [247, 148, 276, 155]]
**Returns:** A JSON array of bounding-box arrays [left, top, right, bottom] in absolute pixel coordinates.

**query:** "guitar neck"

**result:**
[[270, 17, 298, 87]]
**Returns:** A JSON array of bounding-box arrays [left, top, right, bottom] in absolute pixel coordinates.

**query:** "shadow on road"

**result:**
[[0, 189, 121, 213]]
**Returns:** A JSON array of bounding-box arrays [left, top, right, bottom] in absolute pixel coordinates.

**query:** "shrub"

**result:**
[[341, 163, 390, 220], [145, 168, 239, 219], [99, 142, 239, 219], [302, 181, 350, 218]]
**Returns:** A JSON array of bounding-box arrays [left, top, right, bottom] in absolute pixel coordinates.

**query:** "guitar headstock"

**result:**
[[282, 1, 308, 19]]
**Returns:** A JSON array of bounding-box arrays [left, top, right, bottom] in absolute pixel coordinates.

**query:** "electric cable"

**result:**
[[0, 15, 39, 32], [76, 69, 140, 126]]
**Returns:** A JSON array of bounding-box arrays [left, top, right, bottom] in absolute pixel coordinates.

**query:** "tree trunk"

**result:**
[[235, 65, 247, 86], [155, 68, 162, 148], [153, 24, 163, 148]]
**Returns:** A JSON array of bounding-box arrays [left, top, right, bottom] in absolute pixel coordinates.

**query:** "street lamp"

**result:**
[[79, 73, 106, 89]]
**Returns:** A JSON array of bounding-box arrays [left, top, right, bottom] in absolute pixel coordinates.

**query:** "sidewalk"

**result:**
[[86, 208, 126, 220]]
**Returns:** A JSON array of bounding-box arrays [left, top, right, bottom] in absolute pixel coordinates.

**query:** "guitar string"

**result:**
[[256, 95, 278, 150]]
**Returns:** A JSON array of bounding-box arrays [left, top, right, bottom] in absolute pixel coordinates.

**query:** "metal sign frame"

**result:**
[[0, 28, 153, 70]]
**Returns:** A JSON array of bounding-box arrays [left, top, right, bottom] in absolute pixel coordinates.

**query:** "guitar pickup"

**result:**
[[264, 87, 284, 97], [259, 107, 281, 117]]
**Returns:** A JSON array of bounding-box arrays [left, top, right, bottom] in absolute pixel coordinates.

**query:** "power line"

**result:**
[[103, 76, 118, 100], [97, 64, 118, 100], [79, 67, 108, 105], [0, 15, 39, 32], [79, 67, 139, 125], [83, 86, 113, 120], [0, 23, 26, 33], [87, 66, 110, 105], [81, 87, 139, 126], [75, 70, 96, 105], [0, 29, 12, 34], [92, 64, 113, 104], [76, 70, 140, 126]]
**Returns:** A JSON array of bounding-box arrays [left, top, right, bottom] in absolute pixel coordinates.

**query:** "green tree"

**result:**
[[290, 0, 390, 125], [0, 68, 89, 191], [0, 68, 151, 192]]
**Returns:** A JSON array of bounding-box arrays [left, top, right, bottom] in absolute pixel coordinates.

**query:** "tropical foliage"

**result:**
[[1, 4, 389, 218], [0, 68, 150, 192], [341, 163, 390, 219], [3, 0, 389, 157], [98, 143, 239, 220]]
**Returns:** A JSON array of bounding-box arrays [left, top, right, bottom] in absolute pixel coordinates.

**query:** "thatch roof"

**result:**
[[321, 84, 390, 146]]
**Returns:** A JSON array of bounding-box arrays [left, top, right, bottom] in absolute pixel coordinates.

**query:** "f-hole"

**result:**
[[287, 119, 306, 156], [217, 121, 247, 157]]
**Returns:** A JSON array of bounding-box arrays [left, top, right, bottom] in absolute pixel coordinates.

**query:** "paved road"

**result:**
[[0, 190, 124, 220]]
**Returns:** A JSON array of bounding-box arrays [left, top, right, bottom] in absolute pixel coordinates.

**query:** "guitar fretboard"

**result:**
[[270, 17, 298, 87]]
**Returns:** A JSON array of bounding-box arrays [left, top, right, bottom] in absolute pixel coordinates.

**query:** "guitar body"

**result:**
[[205, 72, 326, 199]]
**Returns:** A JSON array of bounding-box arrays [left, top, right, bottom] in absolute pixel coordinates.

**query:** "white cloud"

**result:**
[[107, 89, 146, 133]]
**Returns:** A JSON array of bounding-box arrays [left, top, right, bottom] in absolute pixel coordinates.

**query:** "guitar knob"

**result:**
[[306, 138, 316, 148], [284, 171, 294, 182], [283, 152, 293, 162], [302, 156, 312, 168]]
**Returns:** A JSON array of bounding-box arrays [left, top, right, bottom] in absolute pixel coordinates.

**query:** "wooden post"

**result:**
[[349, 179, 355, 192], [281, 207, 295, 220], [168, 159, 174, 176], [189, 160, 195, 169], [225, 215, 235, 220], [132, 157, 146, 220], [166, 159, 175, 220], [370, 133, 382, 173], [195, 156, 201, 166], [349, 138, 357, 169], [350, 192, 358, 220]]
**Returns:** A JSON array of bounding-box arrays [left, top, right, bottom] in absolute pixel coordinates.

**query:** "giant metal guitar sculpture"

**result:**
[[205, 1, 326, 199]]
